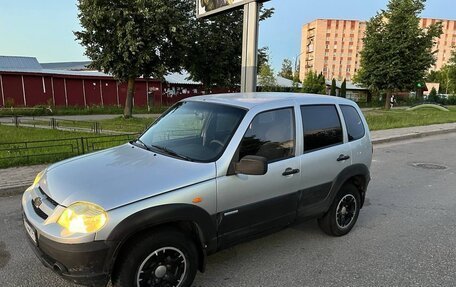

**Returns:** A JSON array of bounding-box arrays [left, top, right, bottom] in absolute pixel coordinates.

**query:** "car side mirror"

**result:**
[[234, 155, 268, 175]]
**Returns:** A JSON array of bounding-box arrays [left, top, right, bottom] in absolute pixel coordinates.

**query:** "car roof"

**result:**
[[185, 92, 356, 110]]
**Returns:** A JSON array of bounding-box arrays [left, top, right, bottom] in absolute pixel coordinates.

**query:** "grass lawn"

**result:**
[[0, 125, 138, 168], [98, 116, 157, 133], [363, 107, 456, 131]]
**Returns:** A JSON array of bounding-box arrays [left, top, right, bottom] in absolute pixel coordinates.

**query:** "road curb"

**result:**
[[1, 127, 456, 198], [372, 127, 456, 144]]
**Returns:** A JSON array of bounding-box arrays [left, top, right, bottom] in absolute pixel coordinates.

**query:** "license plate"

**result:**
[[24, 218, 37, 245]]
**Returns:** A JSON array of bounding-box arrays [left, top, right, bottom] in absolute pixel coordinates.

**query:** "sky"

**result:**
[[0, 0, 455, 71]]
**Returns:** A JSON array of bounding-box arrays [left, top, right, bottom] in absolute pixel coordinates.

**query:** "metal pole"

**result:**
[[240, 1, 259, 93]]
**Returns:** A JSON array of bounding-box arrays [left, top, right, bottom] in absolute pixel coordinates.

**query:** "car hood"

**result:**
[[39, 144, 216, 210]]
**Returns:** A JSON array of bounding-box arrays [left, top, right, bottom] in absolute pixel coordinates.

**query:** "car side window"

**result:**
[[301, 105, 343, 152], [340, 105, 365, 141], [239, 108, 295, 162]]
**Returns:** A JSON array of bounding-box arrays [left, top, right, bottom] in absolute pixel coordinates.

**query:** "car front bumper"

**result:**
[[23, 215, 114, 287], [21, 187, 116, 287]]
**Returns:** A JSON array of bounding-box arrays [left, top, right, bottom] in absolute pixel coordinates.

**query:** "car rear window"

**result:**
[[301, 105, 343, 152], [340, 105, 365, 141]]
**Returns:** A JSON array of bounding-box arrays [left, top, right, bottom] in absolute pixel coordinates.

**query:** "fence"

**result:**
[[0, 116, 149, 134], [0, 133, 139, 168]]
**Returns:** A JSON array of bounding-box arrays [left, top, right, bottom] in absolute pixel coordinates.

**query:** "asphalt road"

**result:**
[[1, 133, 456, 287]]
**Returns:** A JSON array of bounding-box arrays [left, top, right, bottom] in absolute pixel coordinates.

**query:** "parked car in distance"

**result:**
[[22, 93, 372, 287]]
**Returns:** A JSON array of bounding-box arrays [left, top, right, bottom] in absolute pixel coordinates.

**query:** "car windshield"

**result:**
[[139, 101, 246, 162]]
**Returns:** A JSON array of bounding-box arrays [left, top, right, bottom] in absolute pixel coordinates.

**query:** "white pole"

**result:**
[[240, 1, 259, 93]]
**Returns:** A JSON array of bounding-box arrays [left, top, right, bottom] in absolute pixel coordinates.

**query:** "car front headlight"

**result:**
[[57, 202, 108, 234]]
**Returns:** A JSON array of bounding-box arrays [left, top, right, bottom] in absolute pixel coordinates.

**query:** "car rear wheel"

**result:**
[[112, 228, 198, 287], [318, 183, 361, 236]]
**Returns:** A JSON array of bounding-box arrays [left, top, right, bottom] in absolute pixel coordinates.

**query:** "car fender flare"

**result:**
[[106, 204, 217, 272], [329, 163, 370, 205]]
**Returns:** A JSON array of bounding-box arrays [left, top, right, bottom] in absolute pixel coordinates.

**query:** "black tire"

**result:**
[[112, 228, 198, 287], [318, 183, 361, 236]]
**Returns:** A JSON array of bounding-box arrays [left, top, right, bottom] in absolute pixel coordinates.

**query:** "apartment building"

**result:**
[[300, 18, 456, 82]]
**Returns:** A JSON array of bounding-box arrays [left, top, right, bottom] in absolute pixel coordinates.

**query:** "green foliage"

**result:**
[[302, 71, 326, 94], [356, 0, 443, 100], [340, 79, 347, 98], [75, 0, 193, 117], [184, 10, 243, 90], [279, 59, 294, 80], [330, 78, 337, 96], [258, 46, 270, 71], [184, 7, 274, 90], [427, 87, 442, 103], [75, 0, 191, 82], [258, 55, 277, 92], [426, 65, 456, 94]]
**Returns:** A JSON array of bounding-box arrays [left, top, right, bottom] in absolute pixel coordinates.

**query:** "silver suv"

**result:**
[[22, 93, 372, 287]]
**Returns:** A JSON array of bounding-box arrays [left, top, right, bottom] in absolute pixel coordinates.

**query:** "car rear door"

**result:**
[[296, 104, 352, 217]]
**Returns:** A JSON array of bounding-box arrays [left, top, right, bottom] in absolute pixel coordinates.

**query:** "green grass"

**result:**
[[364, 107, 456, 131], [14, 116, 158, 134], [1, 125, 93, 142], [0, 125, 138, 168], [97, 116, 157, 133]]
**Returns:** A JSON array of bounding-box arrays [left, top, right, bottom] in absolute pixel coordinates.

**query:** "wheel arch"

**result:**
[[333, 164, 370, 208], [106, 204, 218, 275]]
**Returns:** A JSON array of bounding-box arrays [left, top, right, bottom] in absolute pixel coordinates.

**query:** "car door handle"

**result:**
[[282, 168, 300, 176], [337, 154, 350, 161]]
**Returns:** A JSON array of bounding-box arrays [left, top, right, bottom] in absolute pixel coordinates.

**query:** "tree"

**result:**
[[75, 0, 192, 118], [258, 54, 277, 91], [302, 71, 326, 94], [330, 78, 337, 96], [317, 73, 326, 94], [278, 59, 293, 80], [258, 46, 270, 72], [184, 7, 274, 90], [340, 79, 347, 98], [426, 66, 456, 94], [355, 0, 442, 109], [428, 87, 438, 102]]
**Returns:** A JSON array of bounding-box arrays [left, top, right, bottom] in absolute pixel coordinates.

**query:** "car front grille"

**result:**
[[30, 187, 59, 220]]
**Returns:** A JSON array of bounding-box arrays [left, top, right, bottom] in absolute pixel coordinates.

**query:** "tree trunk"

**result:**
[[385, 90, 392, 110], [124, 78, 135, 119]]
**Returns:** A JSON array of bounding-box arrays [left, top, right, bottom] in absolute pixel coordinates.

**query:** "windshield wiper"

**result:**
[[130, 139, 152, 151], [150, 145, 194, 162]]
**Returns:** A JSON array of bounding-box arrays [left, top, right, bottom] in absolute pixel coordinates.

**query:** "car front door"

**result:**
[[216, 107, 301, 247]]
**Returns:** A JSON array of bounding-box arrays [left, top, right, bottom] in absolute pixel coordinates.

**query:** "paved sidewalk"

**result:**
[[1, 122, 456, 197], [0, 164, 47, 196]]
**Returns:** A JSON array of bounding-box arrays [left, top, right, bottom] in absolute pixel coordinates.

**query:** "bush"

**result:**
[[446, 96, 456, 105]]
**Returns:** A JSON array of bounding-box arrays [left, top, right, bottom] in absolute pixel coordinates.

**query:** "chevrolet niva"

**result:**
[[22, 93, 372, 287]]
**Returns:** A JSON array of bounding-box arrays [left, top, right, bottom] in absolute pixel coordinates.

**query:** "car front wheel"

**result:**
[[112, 228, 198, 287]]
